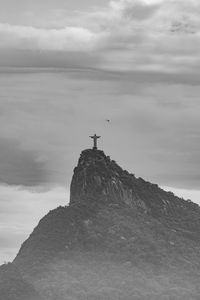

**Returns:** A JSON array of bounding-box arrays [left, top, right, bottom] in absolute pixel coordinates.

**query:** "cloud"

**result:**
[[0, 184, 68, 264], [0, 2, 199, 192], [0, 138, 49, 186], [0, 70, 200, 191], [95, 0, 200, 72], [109, 0, 160, 20], [162, 186, 200, 206], [0, 48, 99, 68], [0, 23, 97, 51], [0, 1, 199, 78], [0, 0, 199, 73]]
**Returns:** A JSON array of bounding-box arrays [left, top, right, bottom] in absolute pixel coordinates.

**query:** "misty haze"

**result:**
[[0, 0, 200, 299]]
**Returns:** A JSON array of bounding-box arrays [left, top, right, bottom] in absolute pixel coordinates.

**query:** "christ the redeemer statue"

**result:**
[[90, 134, 101, 150]]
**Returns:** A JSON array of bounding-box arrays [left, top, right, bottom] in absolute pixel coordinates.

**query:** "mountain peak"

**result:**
[[3, 148, 200, 300], [70, 148, 198, 218], [69, 148, 133, 207]]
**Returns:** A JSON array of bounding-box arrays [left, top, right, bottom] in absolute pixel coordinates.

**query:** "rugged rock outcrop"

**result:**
[[1, 148, 200, 300], [70, 149, 199, 217]]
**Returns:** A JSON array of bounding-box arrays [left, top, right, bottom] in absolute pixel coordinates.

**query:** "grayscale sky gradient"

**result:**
[[0, 0, 200, 264]]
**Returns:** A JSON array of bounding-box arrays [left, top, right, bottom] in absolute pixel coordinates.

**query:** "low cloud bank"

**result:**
[[0, 182, 199, 264], [0, 0, 200, 72], [162, 186, 200, 204], [0, 184, 68, 264]]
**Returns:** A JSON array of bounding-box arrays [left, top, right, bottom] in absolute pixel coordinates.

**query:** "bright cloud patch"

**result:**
[[0, 23, 97, 51], [97, 0, 200, 72], [0, 0, 199, 72], [0, 184, 68, 264], [162, 186, 200, 206]]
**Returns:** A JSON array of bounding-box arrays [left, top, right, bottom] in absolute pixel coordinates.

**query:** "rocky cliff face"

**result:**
[[70, 149, 198, 216], [14, 149, 200, 268], [2, 148, 200, 300]]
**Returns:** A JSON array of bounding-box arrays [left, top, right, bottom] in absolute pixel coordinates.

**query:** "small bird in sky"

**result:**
[[106, 119, 110, 122]]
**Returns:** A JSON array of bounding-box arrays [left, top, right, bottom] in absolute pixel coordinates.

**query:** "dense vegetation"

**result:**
[[1, 149, 200, 299], [0, 263, 41, 300]]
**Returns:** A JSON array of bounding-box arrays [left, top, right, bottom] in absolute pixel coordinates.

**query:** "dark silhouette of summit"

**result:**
[[1, 149, 200, 300]]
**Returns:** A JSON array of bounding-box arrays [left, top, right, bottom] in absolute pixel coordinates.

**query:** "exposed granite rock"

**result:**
[[3, 148, 200, 300], [70, 149, 199, 217]]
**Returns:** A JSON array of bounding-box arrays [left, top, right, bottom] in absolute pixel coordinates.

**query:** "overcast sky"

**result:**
[[0, 0, 200, 264]]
